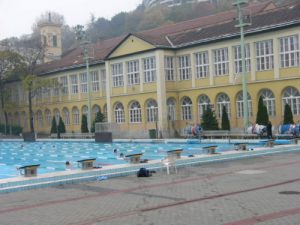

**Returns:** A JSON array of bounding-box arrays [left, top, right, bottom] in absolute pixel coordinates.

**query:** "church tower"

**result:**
[[39, 13, 62, 63]]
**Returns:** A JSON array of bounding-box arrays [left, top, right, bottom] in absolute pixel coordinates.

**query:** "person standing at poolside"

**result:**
[[267, 121, 273, 139]]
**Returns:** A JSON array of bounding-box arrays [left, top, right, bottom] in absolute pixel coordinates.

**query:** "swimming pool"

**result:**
[[0, 141, 265, 179]]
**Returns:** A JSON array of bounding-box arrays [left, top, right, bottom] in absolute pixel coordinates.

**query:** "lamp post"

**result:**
[[233, 0, 251, 132], [75, 25, 92, 134]]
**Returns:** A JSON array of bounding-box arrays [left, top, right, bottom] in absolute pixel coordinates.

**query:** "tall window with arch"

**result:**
[[146, 99, 158, 123], [72, 107, 80, 125], [36, 110, 43, 128], [217, 93, 231, 118], [282, 87, 300, 116], [54, 109, 60, 124], [63, 108, 70, 125], [45, 109, 52, 125], [181, 97, 192, 120], [198, 95, 211, 118], [260, 89, 276, 116], [114, 103, 125, 124], [167, 98, 176, 121], [82, 106, 88, 116], [129, 101, 142, 123], [92, 105, 100, 121], [236, 92, 253, 118]]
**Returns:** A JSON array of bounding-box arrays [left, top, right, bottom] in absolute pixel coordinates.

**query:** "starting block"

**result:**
[[167, 149, 183, 159], [18, 164, 40, 177], [125, 153, 143, 164], [203, 145, 218, 154], [77, 158, 96, 169]]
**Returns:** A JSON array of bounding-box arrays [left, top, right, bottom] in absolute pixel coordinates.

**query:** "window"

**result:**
[[236, 92, 253, 118], [260, 89, 276, 116], [52, 78, 59, 96], [60, 76, 68, 95], [70, 74, 78, 94], [280, 35, 299, 68], [63, 108, 70, 125], [114, 103, 125, 123], [144, 57, 156, 83], [146, 99, 158, 123], [45, 109, 52, 125], [54, 109, 60, 123], [91, 71, 100, 92], [72, 107, 80, 125], [178, 55, 191, 80], [82, 106, 88, 116], [111, 63, 124, 87], [282, 87, 300, 115], [92, 105, 100, 120], [165, 56, 175, 81], [36, 110, 43, 128], [53, 35, 57, 47], [198, 95, 211, 117], [181, 97, 192, 120], [256, 40, 274, 71], [214, 48, 229, 76], [233, 44, 251, 74], [127, 60, 140, 85], [129, 101, 142, 123], [195, 51, 209, 78], [80, 72, 87, 93], [217, 93, 231, 118], [167, 98, 176, 121]]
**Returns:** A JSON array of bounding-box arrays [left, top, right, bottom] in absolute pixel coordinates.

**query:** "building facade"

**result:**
[[1, 2, 299, 138]]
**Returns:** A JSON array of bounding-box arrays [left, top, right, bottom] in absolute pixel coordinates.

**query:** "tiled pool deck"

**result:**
[[0, 139, 299, 194]]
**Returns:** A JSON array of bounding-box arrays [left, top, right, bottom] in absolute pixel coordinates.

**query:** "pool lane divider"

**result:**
[[0, 144, 299, 194]]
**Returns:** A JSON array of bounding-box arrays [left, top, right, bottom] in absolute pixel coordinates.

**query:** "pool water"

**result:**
[[0, 141, 262, 179]]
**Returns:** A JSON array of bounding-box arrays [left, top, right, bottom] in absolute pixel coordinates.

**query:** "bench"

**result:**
[[18, 164, 40, 177], [50, 133, 95, 139], [201, 130, 258, 139]]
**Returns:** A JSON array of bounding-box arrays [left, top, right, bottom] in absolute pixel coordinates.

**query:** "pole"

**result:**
[[234, 0, 250, 132], [84, 47, 92, 134]]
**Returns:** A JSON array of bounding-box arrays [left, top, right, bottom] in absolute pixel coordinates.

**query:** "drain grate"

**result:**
[[279, 191, 300, 195]]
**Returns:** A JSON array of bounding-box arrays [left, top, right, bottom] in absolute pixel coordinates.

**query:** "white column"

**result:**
[[156, 50, 168, 137], [105, 61, 112, 123], [273, 37, 280, 80]]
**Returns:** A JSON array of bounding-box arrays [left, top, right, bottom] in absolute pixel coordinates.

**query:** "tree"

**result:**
[[221, 106, 230, 130], [256, 96, 269, 126], [283, 103, 294, 124], [58, 116, 66, 133], [201, 106, 219, 130], [81, 114, 89, 133], [91, 110, 105, 132], [50, 116, 57, 134], [0, 50, 25, 134]]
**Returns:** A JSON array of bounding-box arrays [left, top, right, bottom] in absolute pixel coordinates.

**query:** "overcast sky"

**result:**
[[0, 0, 142, 40]]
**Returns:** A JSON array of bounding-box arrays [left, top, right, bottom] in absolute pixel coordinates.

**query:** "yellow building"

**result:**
[[1, 1, 300, 138]]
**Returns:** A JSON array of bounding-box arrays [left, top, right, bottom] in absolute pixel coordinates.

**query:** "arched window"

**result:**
[[72, 107, 80, 125], [114, 103, 125, 123], [63, 108, 70, 125], [92, 105, 100, 120], [45, 109, 52, 125], [167, 98, 176, 121], [146, 99, 158, 123], [198, 95, 211, 117], [260, 89, 276, 116], [82, 106, 88, 116], [22, 112, 27, 129], [217, 93, 231, 118], [129, 101, 142, 123], [53, 109, 60, 123], [36, 110, 43, 128], [236, 92, 253, 118], [282, 87, 300, 115], [181, 97, 192, 120]]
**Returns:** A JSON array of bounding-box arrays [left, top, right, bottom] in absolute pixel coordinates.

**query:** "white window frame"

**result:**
[[45, 109, 52, 124], [282, 87, 300, 116], [236, 92, 253, 118], [146, 100, 158, 123], [214, 48, 229, 76], [198, 95, 211, 117], [195, 51, 209, 78], [256, 40, 274, 71], [60, 76, 68, 95], [91, 71, 100, 92], [164, 56, 175, 81], [167, 98, 176, 121], [127, 60, 140, 85], [114, 103, 125, 124], [70, 74, 78, 94], [280, 35, 300, 68], [112, 63, 124, 87], [260, 89, 276, 116], [79, 72, 87, 93], [63, 108, 70, 125], [129, 101, 142, 123], [144, 57, 156, 83], [181, 97, 192, 120], [178, 55, 191, 80], [72, 107, 80, 125], [217, 94, 231, 118], [233, 44, 251, 74]]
